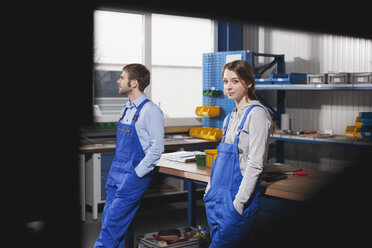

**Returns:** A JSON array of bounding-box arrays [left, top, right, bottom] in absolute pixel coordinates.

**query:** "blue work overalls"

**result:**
[[204, 105, 264, 248], [95, 99, 153, 248]]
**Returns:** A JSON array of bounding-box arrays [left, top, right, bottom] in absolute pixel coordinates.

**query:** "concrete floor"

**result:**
[[81, 197, 209, 248], [80, 194, 278, 248]]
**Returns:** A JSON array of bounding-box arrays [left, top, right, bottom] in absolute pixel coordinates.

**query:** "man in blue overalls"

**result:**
[[95, 64, 164, 248]]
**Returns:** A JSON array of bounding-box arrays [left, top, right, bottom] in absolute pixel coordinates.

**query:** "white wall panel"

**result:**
[[322, 35, 372, 72], [250, 26, 372, 134], [285, 91, 372, 134], [246, 25, 372, 171]]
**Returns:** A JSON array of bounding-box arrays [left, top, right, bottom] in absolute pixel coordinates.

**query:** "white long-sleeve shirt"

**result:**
[[205, 100, 272, 214]]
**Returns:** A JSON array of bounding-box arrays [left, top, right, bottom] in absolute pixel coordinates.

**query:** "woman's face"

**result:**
[[223, 69, 249, 102]]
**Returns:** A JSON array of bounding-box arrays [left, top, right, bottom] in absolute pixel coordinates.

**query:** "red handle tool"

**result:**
[[264, 168, 307, 176], [299, 130, 317, 135], [283, 170, 308, 175]]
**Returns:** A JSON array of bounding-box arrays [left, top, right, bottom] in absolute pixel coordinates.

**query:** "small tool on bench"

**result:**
[[265, 168, 308, 176], [297, 130, 317, 135]]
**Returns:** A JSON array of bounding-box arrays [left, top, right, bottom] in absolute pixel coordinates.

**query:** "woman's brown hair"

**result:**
[[222, 60, 258, 101]]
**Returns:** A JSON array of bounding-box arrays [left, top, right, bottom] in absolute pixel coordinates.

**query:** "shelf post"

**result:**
[[276, 90, 286, 163]]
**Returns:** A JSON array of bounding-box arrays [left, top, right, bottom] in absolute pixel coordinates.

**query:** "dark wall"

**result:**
[[2, 1, 370, 247], [3, 1, 92, 247]]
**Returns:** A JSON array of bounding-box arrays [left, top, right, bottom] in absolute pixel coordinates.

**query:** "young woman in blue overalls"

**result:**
[[204, 60, 272, 247]]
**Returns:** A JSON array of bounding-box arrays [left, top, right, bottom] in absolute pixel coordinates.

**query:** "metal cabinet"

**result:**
[[85, 153, 115, 220]]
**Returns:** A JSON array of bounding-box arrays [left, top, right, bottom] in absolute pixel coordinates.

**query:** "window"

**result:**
[[151, 14, 214, 119], [94, 10, 143, 65], [93, 10, 214, 124], [93, 10, 144, 122]]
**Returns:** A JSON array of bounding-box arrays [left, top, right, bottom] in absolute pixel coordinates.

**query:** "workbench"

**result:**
[[80, 135, 335, 220], [156, 157, 336, 226], [79, 135, 219, 221], [79, 135, 336, 248], [80, 135, 219, 154]]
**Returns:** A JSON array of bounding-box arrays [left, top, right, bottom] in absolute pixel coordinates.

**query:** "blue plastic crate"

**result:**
[[255, 75, 274, 84], [360, 112, 372, 125], [361, 125, 372, 139], [270, 73, 307, 84]]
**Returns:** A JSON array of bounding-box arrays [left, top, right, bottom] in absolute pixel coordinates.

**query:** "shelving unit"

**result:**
[[258, 85, 372, 162], [202, 50, 285, 128], [270, 133, 372, 147], [257, 84, 372, 91], [258, 85, 372, 163], [202, 50, 372, 166]]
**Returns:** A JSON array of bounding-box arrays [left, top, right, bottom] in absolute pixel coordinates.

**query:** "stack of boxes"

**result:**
[[360, 112, 372, 139], [345, 112, 372, 139], [307, 72, 372, 85]]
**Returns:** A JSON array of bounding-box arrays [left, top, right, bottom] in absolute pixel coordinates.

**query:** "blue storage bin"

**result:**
[[360, 125, 372, 139], [255, 74, 274, 84], [270, 73, 307, 84], [360, 112, 372, 125]]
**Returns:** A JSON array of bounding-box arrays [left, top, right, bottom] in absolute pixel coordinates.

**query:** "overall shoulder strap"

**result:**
[[131, 99, 150, 125], [221, 113, 232, 143], [119, 106, 129, 122], [234, 104, 266, 144]]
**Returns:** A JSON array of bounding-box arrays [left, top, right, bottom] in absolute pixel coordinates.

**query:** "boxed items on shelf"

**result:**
[[345, 113, 372, 139], [270, 73, 307, 84], [350, 72, 372, 84], [327, 73, 350, 84], [307, 73, 327, 84]]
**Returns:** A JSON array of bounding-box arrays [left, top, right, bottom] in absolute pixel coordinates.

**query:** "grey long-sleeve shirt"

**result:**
[[205, 100, 272, 214]]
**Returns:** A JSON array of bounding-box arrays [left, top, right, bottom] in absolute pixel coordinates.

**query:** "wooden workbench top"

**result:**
[[156, 158, 337, 202], [261, 163, 336, 201], [156, 157, 211, 183], [79, 135, 219, 154]]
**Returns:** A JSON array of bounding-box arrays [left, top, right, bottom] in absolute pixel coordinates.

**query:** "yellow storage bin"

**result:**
[[354, 126, 362, 139], [345, 125, 355, 138], [189, 127, 222, 141], [355, 116, 363, 127], [205, 149, 217, 168], [345, 117, 363, 138], [189, 127, 202, 140], [195, 106, 220, 117]]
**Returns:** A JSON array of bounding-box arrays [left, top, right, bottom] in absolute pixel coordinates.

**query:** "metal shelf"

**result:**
[[270, 134, 372, 146], [257, 84, 372, 90]]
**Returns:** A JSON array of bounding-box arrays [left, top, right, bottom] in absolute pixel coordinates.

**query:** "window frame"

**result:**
[[94, 8, 216, 126]]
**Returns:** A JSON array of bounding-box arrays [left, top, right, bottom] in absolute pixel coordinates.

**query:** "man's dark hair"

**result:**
[[123, 64, 150, 92]]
